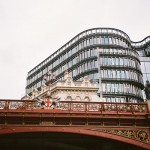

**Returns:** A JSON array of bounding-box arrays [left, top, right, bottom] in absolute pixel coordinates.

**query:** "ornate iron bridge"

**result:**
[[0, 99, 150, 149]]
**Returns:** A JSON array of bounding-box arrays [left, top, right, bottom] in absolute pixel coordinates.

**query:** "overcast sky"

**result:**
[[0, 0, 150, 99]]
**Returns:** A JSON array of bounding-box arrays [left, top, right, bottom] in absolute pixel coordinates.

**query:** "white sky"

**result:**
[[0, 0, 150, 99]]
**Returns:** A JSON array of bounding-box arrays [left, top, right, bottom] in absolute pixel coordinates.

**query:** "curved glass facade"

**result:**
[[25, 28, 150, 102]]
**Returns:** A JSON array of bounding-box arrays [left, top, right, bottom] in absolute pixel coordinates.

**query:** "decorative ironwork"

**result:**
[[59, 103, 69, 110], [97, 129, 149, 143], [0, 99, 148, 114], [9, 102, 23, 109], [0, 100, 36, 110], [0, 101, 5, 109], [88, 104, 101, 111], [72, 103, 85, 111]]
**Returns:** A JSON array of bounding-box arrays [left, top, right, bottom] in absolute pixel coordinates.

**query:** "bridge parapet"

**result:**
[[0, 99, 150, 149], [0, 99, 35, 110], [0, 99, 149, 114], [59, 101, 149, 114]]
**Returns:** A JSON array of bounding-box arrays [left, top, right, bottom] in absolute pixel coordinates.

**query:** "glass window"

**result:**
[[85, 63, 87, 70], [93, 37, 97, 44], [85, 51, 87, 59], [116, 58, 119, 66], [120, 58, 124, 66], [105, 37, 109, 44], [95, 60, 98, 68], [89, 38, 93, 45], [101, 37, 105, 44], [82, 51, 85, 59], [88, 49, 91, 57], [112, 37, 116, 44], [124, 58, 128, 66], [89, 73, 94, 80], [73, 58, 76, 65], [78, 43, 81, 50], [112, 57, 115, 65], [145, 62, 150, 73], [147, 74, 150, 81], [91, 60, 94, 68], [94, 73, 98, 79], [87, 39, 90, 46], [109, 37, 112, 44], [84, 40, 87, 47], [106, 83, 110, 93], [88, 61, 91, 70], [112, 70, 116, 78], [109, 48, 112, 54], [143, 74, 150, 83], [69, 61, 72, 68], [79, 53, 82, 61], [102, 83, 106, 93], [79, 65, 82, 73], [98, 36, 101, 44], [116, 38, 119, 45], [107, 97, 111, 102], [93, 49, 97, 56], [73, 69, 76, 77]]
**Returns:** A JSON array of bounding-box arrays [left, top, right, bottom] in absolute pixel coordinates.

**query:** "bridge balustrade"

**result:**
[[0, 99, 148, 114], [0, 99, 149, 150]]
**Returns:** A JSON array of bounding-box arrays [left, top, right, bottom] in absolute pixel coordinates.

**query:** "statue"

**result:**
[[144, 80, 150, 100]]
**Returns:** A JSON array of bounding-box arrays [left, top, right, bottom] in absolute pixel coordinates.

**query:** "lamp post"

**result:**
[[97, 48, 103, 101], [43, 70, 56, 94]]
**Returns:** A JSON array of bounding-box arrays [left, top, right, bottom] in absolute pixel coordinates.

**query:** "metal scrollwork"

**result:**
[[88, 104, 100, 111], [101, 129, 149, 143], [73, 103, 85, 111], [59, 103, 68, 110], [137, 130, 149, 142], [0, 101, 5, 109]]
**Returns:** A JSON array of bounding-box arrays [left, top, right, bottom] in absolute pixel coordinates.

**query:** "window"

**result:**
[[76, 96, 81, 101], [101, 37, 105, 44], [85, 63, 87, 70], [73, 69, 77, 77], [109, 37, 112, 44], [85, 51, 87, 59], [87, 49, 91, 57], [84, 96, 90, 101], [105, 37, 109, 44], [88, 61, 91, 70], [95, 60, 98, 68], [66, 96, 72, 101]]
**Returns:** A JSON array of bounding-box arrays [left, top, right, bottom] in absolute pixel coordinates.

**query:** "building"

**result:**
[[138, 45, 150, 99], [23, 70, 99, 105], [25, 28, 150, 103]]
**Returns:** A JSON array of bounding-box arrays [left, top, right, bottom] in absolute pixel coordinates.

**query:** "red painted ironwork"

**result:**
[[0, 126, 149, 149], [0, 99, 149, 149], [0, 99, 149, 114]]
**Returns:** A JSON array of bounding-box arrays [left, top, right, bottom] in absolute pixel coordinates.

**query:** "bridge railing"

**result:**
[[59, 101, 149, 113], [0, 99, 36, 110], [0, 99, 149, 114]]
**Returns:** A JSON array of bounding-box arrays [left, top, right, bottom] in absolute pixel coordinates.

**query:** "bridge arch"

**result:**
[[0, 126, 149, 149]]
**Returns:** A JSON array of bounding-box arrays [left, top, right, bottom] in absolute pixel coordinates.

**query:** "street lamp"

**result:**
[[43, 70, 56, 92]]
